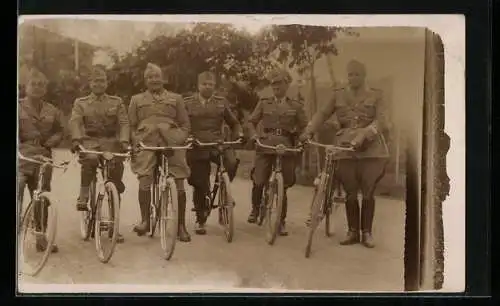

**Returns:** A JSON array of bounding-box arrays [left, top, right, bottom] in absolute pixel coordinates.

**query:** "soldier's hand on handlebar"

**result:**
[[120, 141, 130, 153], [298, 132, 312, 143], [70, 140, 82, 154]]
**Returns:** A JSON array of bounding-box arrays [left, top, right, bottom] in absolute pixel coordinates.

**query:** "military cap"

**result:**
[[27, 68, 48, 83], [198, 71, 216, 83], [144, 62, 162, 77], [89, 65, 107, 80], [267, 68, 292, 84], [346, 59, 366, 75]]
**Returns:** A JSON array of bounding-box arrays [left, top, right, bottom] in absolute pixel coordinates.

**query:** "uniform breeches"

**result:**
[[336, 158, 387, 202]]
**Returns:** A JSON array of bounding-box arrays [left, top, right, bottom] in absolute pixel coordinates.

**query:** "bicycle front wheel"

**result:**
[[306, 172, 328, 258], [265, 172, 284, 246], [150, 180, 160, 238], [19, 193, 57, 276], [160, 177, 178, 260], [94, 182, 120, 263], [80, 179, 96, 241], [219, 172, 234, 243]]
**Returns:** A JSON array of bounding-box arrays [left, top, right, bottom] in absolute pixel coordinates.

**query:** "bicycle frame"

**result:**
[[18, 153, 69, 205], [192, 139, 242, 209], [254, 138, 303, 183], [77, 146, 130, 199], [254, 139, 303, 226]]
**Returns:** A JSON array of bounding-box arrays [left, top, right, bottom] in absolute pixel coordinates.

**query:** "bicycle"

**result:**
[[18, 153, 69, 276], [253, 138, 303, 245], [76, 145, 130, 264], [136, 140, 192, 260], [304, 140, 354, 258], [189, 138, 243, 243]]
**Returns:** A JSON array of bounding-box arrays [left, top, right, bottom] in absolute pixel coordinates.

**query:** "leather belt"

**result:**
[[86, 131, 116, 137], [264, 128, 292, 137]]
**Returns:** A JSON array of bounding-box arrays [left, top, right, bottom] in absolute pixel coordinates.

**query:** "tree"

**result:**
[[110, 22, 279, 110]]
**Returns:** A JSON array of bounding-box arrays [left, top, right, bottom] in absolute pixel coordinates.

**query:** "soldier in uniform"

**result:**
[[69, 65, 130, 243], [299, 60, 390, 248], [247, 68, 308, 236], [128, 63, 191, 242], [184, 71, 244, 235], [18, 69, 64, 253]]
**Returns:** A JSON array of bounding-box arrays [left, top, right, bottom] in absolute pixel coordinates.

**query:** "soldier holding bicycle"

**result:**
[[247, 68, 308, 236], [128, 63, 192, 242], [18, 68, 64, 253], [299, 60, 390, 248], [184, 71, 243, 235], [69, 65, 130, 243]]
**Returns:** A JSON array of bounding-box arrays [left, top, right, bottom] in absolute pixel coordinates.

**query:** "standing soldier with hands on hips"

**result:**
[[128, 63, 192, 242], [18, 68, 65, 253], [184, 71, 244, 235], [247, 68, 308, 236], [69, 65, 129, 244], [299, 60, 390, 248]]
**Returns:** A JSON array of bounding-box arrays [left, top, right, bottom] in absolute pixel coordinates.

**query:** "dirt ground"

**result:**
[[18, 149, 405, 293]]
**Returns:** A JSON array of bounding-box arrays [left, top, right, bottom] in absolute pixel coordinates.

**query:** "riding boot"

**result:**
[[133, 190, 150, 236], [228, 158, 240, 182], [193, 188, 207, 235], [35, 198, 58, 253], [116, 193, 124, 243], [279, 191, 288, 236], [339, 199, 360, 245], [76, 186, 90, 211], [177, 190, 191, 242], [248, 184, 262, 223], [361, 198, 375, 248]]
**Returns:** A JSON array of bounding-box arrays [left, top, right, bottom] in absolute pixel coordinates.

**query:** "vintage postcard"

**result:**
[[16, 14, 465, 293]]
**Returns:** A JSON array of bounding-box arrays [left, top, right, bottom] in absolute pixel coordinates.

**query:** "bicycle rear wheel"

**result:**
[[305, 172, 328, 258], [219, 173, 234, 243], [265, 173, 284, 246], [160, 177, 178, 260], [94, 182, 120, 263], [19, 193, 57, 276], [80, 179, 96, 241]]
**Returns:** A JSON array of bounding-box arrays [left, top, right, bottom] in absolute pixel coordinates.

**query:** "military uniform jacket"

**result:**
[[185, 93, 242, 142], [304, 86, 390, 159], [249, 95, 308, 151], [18, 98, 64, 172], [69, 93, 130, 147], [128, 89, 190, 146]]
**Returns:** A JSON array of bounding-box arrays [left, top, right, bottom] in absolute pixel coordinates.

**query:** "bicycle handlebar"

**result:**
[[77, 145, 131, 158], [306, 140, 355, 152], [254, 138, 303, 153], [18, 153, 70, 169], [191, 138, 243, 147], [137, 141, 193, 151]]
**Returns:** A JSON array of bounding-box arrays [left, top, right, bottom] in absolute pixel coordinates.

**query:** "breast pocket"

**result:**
[[137, 103, 153, 120], [283, 109, 297, 126], [40, 114, 55, 131], [156, 101, 177, 118], [360, 98, 377, 118], [104, 106, 118, 125]]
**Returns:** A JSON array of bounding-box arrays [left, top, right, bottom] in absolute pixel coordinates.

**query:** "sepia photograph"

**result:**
[[16, 15, 464, 293]]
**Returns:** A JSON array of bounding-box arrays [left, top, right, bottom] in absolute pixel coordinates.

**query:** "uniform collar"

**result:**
[[198, 93, 212, 104], [89, 92, 107, 102], [147, 89, 168, 101]]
